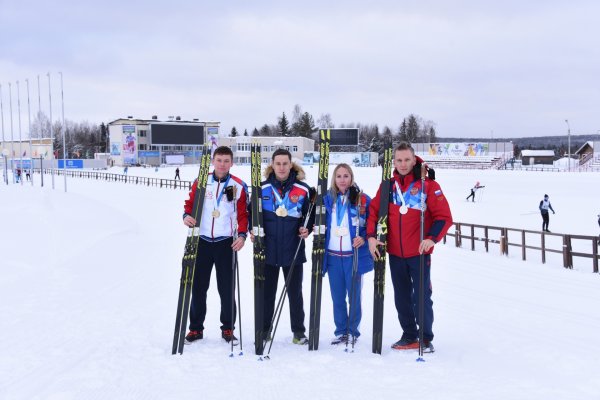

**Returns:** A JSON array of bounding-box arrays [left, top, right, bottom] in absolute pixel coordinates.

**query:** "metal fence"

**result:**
[[35, 168, 192, 190]]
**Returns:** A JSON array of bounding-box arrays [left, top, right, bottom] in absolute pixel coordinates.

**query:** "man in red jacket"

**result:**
[[182, 146, 249, 345], [367, 142, 452, 353]]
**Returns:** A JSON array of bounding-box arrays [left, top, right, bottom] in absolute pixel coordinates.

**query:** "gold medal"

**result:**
[[275, 206, 288, 217], [335, 227, 349, 236], [212, 209, 221, 218]]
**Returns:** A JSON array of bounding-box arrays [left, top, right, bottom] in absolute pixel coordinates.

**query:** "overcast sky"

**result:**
[[1, 0, 599, 139]]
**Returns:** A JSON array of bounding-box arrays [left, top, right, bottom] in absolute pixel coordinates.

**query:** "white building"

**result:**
[[108, 116, 220, 166], [218, 136, 315, 164]]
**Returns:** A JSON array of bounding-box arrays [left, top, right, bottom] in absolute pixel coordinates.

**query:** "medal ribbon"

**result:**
[[213, 174, 231, 210], [394, 181, 416, 208], [271, 187, 290, 211], [335, 193, 349, 227]]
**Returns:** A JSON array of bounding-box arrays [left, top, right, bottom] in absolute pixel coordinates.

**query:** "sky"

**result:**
[[1, 0, 600, 138], [1, 165, 599, 399]]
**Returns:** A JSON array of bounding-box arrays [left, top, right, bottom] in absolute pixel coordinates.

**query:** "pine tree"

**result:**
[[252, 127, 259, 137], [278, 112, 290, 136], [244, 129, 249, 136], [231, 127, 238, 137], [297, 112, 316, 138]]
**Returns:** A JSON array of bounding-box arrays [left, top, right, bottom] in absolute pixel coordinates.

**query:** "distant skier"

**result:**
[[123, 166, 128, 175], [539, 194, 555, 232], [15, 168, 21, 183], [26, 170, 31, 181], [465, 181, 485, 202], [175, 167, 180, 180]]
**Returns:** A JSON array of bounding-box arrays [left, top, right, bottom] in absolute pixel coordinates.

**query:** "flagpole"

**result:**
[[59, 72, 67, 193], [25, 79, 34, 186], [0, 84, 6, 185], [47, 73, 55, 189], [9, 82, 15, 183], [17, 80, 24, 185]]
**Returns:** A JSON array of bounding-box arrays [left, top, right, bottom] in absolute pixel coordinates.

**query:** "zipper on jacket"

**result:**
[[210, 180, 221, 239]]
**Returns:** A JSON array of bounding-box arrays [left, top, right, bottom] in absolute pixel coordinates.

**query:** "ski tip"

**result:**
[[229, 353, 234, 358], [239, 351, 244, 356], [416, 357, 426, 362]]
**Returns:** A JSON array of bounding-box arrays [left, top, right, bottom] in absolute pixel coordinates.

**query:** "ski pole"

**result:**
[[345, 188, 361, 352], [228, 185, 241, 357], [417, 165, 427, 361], [264, 187, 317, 357]]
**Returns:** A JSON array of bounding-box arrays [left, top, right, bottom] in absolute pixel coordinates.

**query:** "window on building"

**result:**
[[150, 145, 158, 151], [139, 130, 147, 137], [138, 144, 147, 150], [292, 145, 298, 152]]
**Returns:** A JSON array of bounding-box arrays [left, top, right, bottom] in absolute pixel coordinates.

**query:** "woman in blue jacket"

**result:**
[[323, 163, 373, 345]]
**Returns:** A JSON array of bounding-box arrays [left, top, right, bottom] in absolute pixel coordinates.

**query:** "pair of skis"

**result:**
[[172, 145, 212, 355], [307, 129, 331, 351], [250, 142, 267, 356], [372, 143, 393, 355]]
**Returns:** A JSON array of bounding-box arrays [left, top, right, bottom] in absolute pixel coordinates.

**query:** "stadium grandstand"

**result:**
[[413, 142, 513, 170]]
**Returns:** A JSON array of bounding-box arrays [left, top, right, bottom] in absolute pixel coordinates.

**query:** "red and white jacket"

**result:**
[[367, 167, 453, 258], [184, 173, 249, 240]]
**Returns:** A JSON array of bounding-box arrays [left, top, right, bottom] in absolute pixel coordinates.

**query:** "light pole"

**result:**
[[565, 119, 571, 172]]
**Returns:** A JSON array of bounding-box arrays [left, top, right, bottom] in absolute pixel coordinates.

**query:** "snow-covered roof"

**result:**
[[521, 150, 555, 157], [574, 141, 593, 155]]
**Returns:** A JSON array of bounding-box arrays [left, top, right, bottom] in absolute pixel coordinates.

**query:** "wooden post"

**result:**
[[471, 225, 475, 251], [521, 230, 526, 261], [541, 232, 546, 264], [455, 223, 461, 247], [593, 237, 598, 273], [484, 227, 489, 252], [562, 235, 571, 269]]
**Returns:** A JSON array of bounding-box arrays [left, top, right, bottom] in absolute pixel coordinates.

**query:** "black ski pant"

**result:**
[[189, 237, 236, 332], [389, 254, 434, 342], [541, 212, 549, 231], [263, 264, 306, 334], [466, 189, 475, 202]]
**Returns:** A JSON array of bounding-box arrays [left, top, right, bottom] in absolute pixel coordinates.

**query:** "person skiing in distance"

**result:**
[[182, 146, 249, 345], [465, 181, 484, 202], [323, 164, 373, 345], [175, 167, 181, 180], [539, 194, 555, 232], [249, 148, 315, 345], [367, 142, 453, 353]]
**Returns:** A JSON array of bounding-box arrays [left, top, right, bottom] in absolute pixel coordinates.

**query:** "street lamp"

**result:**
[[565, 119, 571, 172]]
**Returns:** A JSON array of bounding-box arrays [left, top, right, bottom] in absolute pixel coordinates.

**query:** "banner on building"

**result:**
[[122, 125, 137, 164]]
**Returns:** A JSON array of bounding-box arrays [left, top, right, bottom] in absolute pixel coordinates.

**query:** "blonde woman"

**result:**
[[323, 164, 373, 345]]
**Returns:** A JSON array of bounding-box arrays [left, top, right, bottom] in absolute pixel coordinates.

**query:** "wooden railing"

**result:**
[[34, 168, 192, 190], [443, 222, 599, 273]]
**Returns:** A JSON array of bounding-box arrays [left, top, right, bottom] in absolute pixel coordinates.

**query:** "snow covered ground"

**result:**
[[1, 165, 599, 400]]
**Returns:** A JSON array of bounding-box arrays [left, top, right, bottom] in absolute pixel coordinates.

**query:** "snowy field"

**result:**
[[1, 165, 599, 400]]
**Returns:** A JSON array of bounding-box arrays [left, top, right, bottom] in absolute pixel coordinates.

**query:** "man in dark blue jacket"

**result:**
[[256, 149, 315, 344]]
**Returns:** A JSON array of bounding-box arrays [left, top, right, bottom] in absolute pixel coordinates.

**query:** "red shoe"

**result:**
[[185, 330, 203, 343], [391, 337, 419, 350]]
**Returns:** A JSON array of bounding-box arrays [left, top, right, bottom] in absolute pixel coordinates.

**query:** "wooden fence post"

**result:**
[[593, 237, 598, 273], [484, 226, 489, 252], [521, 230, 526, 261], [455, 223, 461, 247], [471, 225, 475, 251], [541, 232, 546, 264]]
